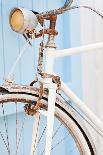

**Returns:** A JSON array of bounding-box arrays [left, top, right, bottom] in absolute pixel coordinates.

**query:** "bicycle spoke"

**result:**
[[39, 123, 64, 155], [52, 123, 62, 139], [69, 144, 78, 155], [35, 125, 47, 151], [51, 134, 69, 151], [40, 133, 70, 155], [0, 131, 10, 154], [1, 103, 10, 155], [34, 122, 62, 154], [31, 113, 41, 155], [15, 113, 26, 155], [51, 133, 78, 154], [15, 102, 18, 153]]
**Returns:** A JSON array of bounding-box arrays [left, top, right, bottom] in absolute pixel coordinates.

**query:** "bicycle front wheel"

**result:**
[[0, 84, 96, 155]]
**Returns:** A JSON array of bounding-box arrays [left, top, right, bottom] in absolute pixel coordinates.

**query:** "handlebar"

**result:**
[[9, 0, 103, 39], [37, 0, 73, 19], [37, 1, 103, 22]]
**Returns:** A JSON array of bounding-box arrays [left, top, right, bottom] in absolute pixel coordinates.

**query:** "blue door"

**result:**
[[0, 0, 82, 154]]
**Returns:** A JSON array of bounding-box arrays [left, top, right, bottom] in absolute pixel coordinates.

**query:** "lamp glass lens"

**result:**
[[10, 9, 24, 32]]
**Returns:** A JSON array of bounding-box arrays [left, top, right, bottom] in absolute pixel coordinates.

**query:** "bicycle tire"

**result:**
[[0, 84, 96, 155]]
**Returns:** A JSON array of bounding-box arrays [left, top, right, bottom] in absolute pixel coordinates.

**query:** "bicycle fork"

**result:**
[[44, 82, 57, 155], [31, 15, 57, 155], [30, 46, 57, 155], [41, 46, 57, 155], [30, 82, 57, 155]]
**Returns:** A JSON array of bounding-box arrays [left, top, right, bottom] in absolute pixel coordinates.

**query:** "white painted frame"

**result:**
[[31, 42, 103, 155], [45, 42, 103, 135]]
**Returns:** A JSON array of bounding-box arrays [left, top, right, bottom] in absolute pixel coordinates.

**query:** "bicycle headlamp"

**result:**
[[9, 8, 38, 34]]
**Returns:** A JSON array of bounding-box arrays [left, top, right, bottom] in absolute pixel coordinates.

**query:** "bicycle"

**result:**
[[1, 0, 103, 154]]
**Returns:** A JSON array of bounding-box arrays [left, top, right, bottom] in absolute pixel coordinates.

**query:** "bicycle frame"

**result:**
[[34, 42, 103, 155], [45, 42, 103, 134], [8, 1, 103, 154]]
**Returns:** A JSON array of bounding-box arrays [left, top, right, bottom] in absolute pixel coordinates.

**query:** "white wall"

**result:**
[[80, 0, 103, 154]]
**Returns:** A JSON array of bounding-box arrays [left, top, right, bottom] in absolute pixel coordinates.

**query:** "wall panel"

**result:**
[[0, 0, 81, 154]]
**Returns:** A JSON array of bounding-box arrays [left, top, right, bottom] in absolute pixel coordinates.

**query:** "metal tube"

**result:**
[[44, 83, 57, 155], [61, 81, 103, 135], [37, 0, 73, 19], [44, 47, 57, 155], [45, 48, 55, 74], [45, 44, 103, 135], [31, 112, 40, 155], [47, 42, 103, 58]]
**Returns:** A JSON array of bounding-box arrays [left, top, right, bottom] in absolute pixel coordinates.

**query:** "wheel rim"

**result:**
[[0, 92, 94, 155]]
